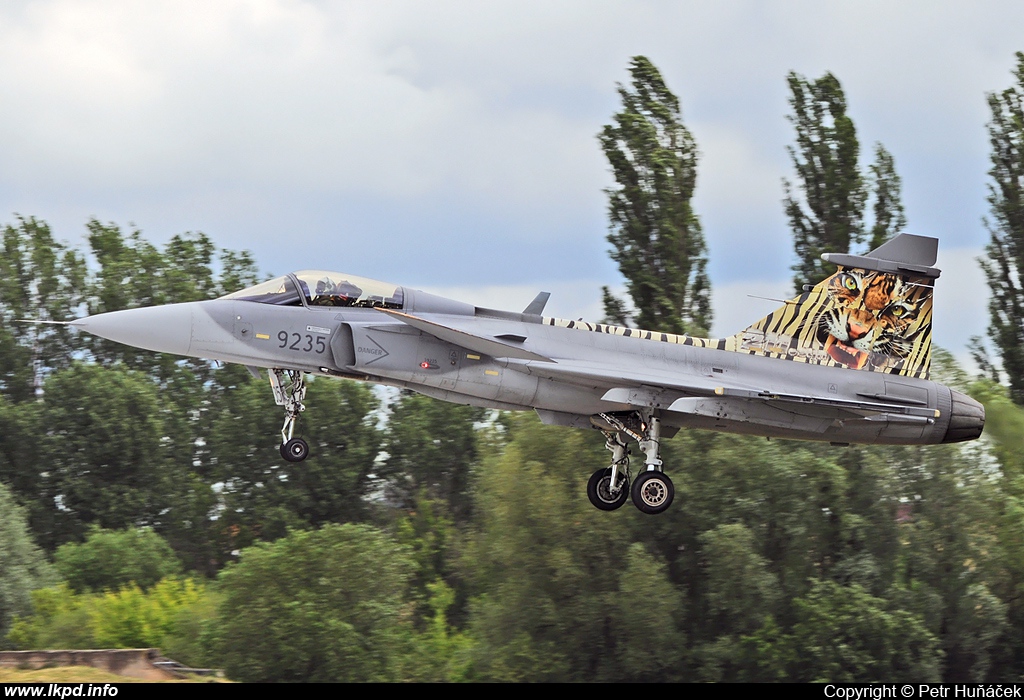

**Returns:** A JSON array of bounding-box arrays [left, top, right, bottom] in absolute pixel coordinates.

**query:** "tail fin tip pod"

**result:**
[[732, 234, 938, 379], [822, 232, 940, 278]]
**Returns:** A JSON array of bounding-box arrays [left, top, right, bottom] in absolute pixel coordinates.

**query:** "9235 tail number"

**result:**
[[278, 331, 326, 354]]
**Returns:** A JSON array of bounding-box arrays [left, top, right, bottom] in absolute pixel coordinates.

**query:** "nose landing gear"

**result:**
[[592, 411, 675, 515], [270, 369, 309, 462]]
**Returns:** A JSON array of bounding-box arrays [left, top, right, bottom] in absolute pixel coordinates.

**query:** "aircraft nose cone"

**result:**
[[73, 303, 195, 355]]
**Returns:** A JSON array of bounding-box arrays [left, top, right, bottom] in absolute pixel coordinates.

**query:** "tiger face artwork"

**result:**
[[732, 263, 934, 378], [818, 268, 932, 371]]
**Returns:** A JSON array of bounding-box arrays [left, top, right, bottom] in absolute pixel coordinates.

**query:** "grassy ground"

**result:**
[[0, 666, 226, 683]]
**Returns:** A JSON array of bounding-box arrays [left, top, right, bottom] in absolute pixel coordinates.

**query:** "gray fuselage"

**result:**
[[74, 284, 982, 446]]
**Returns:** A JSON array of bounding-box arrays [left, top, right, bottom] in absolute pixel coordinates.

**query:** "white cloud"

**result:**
[[0, 0, 610, 212], [0, 0, 1020, 291], [934, 246, 988, 361]]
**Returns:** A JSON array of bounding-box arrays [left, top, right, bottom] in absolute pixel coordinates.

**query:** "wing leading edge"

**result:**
[[374, 308, 553, 362]]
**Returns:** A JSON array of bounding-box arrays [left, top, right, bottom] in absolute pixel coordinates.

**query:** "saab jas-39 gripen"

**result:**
[[52, 233, 984, 515]]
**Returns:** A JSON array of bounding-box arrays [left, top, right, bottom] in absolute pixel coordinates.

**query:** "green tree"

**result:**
[[211, 524, 414, 682], [606, 542, 686, 681], [0, 395, 50, 540], [866, 143, 908, 250], [54, 527, 183, 593], [600, 55, 711, 335], [7, 577, 213, 664], [784, 71, 866, 291], [208, 377, 380, 559], [0, 482, 56, 643], [791, 580, 942, 682], [699, 523, 782, 638], [886, 441, 1010, 682], [380, 392, 482, 521], [396, 579, 473, 682], [464, 414, 684, 682], [980, 52, 1024, 405], [39, 363, 182, 548], [0, 216, 86, 401], [84, 219, 253, 382], [654, 431, 851, 604], [393, 495, 460, 626], [216, 249, 261, 297], [968, 378, 1024, 475]]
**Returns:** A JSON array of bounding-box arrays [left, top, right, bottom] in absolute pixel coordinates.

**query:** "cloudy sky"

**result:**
[[1, 1, 1021, 360]]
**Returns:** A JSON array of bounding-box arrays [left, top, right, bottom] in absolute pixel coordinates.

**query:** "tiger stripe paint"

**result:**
[[544, 265, 934, 379]]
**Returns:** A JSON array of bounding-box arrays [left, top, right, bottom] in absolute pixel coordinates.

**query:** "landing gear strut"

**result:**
[[270, 369, 309, 462], [593, 411, 675, 515], [587, 432, 631, 510]]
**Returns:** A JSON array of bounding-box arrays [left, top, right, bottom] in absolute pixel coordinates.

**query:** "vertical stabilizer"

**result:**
[[731, 234, 938, 379]]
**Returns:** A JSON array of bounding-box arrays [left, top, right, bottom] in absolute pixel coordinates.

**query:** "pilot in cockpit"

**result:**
[[312, 277, 363, 307]]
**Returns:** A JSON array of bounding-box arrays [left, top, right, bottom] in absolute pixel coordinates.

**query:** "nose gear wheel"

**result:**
[[281, 437, 310, 462]]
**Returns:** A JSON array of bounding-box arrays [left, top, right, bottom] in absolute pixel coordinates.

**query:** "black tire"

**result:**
[[587, 467, 630, 511], [630, 470, 674, 514], [281, 437, 309, 462]]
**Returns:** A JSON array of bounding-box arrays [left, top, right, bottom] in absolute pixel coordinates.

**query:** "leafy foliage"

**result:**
[[210, 523, 414, 682], [40, 363, 179, 546], [380, 392, 482, 520], [866, 143, 908, 251], [783, 73, 908, 291], [0, 217, 86, 401], [0, 482, 56, 644], [208, 377, 380, 557], [600, 56, 711, 334], [7, 577, 212, 664], [784, 71, 866, 290], [980, 52, 1024, 405], [791, 580, 941, 681], [54, 527, 183, 594]]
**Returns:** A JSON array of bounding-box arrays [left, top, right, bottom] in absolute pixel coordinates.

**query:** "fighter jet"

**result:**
[[56, 233, 984, 515]]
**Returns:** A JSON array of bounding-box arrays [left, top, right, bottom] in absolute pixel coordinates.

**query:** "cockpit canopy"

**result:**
[[221, 271, 404, 309]]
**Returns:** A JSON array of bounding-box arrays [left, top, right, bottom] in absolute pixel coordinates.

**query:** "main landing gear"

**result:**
[[270, 369, 309, 462], [587, 411, 675, 515]]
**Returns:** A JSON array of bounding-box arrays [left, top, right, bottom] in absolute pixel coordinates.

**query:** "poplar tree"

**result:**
[[0, 482, 56, 639], [600, 56, 711, 335], [784, 72, 866, 291], [866, 143, 907, 251], [784, 73, 908, 289], [980, 52, 1024, 405], [0, 217, 86, 401]]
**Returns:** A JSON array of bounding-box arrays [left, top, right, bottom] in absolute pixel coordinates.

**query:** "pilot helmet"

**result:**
[[315, 277, 335, 295]]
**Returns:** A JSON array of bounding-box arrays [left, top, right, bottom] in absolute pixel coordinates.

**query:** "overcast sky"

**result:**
[[1, 0, 1021, 359]]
